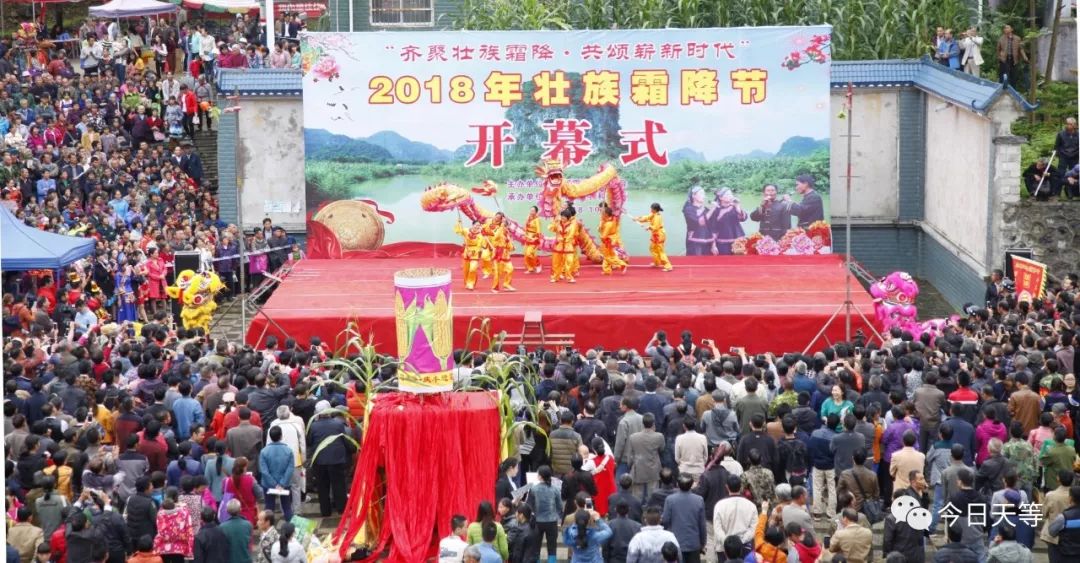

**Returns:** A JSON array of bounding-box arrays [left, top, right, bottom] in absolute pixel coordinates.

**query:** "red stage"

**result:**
[[246, 255, 879, 355]]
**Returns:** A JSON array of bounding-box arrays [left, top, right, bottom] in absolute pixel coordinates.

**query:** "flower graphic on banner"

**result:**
[[785, 233, 817, 255], [755, 236, 782, 255], [312, 56, 341, 82], [782, 34, 831, 70]]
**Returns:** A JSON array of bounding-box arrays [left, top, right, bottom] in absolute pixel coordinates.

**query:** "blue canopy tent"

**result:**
[[0, 206, 96, 271]]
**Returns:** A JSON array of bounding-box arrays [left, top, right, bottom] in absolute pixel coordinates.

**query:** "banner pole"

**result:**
[[844, 82, 854, 343]]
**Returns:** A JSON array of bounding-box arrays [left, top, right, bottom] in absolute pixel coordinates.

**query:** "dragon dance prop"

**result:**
[[394, 268, 455, 393], [419, 161, 628, 263], [166, 270, 224, 333]]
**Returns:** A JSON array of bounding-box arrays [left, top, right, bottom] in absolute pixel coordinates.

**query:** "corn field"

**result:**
[[451, 0, 975, 60]]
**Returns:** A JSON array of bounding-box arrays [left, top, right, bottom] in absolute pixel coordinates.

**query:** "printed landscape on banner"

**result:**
[[301, 27, 833, 257]]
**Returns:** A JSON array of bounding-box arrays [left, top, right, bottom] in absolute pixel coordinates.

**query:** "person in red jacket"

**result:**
[[179, 84, 197, 138]]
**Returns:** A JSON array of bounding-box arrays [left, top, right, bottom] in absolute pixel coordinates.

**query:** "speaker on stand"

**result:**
[[171, 251, 202, 321]]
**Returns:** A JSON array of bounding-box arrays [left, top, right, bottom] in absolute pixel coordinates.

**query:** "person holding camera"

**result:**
[[959, 27, 984, 76]]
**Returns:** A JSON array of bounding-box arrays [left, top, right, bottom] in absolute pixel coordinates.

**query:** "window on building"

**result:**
[[370, 0, 434, 26]]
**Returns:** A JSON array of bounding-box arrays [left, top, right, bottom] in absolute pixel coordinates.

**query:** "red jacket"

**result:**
[[181, 91, 197, 114]]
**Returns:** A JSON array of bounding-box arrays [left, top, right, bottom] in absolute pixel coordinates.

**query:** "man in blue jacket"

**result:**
[[809, 413, 839, 519], [661, 474, 707, 563], [171, 381, 204, 441], [259, 425, 296, 520]]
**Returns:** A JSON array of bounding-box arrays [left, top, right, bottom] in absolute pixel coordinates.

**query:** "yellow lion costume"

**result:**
[[166, 270, 224, 333]]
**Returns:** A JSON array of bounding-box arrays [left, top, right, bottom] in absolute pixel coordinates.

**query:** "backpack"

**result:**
[[780, 437, 808, 476]]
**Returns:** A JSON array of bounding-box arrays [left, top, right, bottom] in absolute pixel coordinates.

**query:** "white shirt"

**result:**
[[675, 430, 709, 475], [269, 415, 307, 466], [438, 535, 468, 563], [713, 496, 759, 547], [627, 526, 680, 563]]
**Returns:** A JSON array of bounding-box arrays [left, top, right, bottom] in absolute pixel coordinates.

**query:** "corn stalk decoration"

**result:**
[[453, 0, 973, 61], [456, 350, 549, 461]]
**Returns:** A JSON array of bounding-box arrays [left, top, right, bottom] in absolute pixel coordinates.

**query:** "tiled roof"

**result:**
[[216, 68, 303, 96], [832, 57, 1037, 112]]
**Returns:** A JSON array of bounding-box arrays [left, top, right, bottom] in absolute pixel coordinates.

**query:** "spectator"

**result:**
[[270, 522, 305, 563], [713, 475, 757, 550], [527, 465, 561, 563], [660, 474, 706, 563], [625, 506, 679, 563], [996, 25, 1027, 85], [219, 500, 253, 563], [959, 27, 984, 76], [1054, 118, 1079, 172], [258, 425, 295, 521], [8, 506, 42, 563], [627, 413, 664, 501], [837, 448, 879, 512], [935, 524, 980, 563], [889, 431, 924, 492], [1023, 157, 1062, 201], [605, 502, 641, 563], [829, 508, 872, 563], [809, 413, 839, 518], [154, 488, 194, 563], [561, 508, 612, 563]]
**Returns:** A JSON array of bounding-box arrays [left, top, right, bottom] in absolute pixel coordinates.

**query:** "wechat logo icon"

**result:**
[[891, 495, 932, 531]]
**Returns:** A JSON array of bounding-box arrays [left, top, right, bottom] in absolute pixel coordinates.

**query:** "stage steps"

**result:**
[[501, 311, 575, 351]]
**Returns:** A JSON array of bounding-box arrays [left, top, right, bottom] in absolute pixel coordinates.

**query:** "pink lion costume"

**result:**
[[870, 271, 957, 338]]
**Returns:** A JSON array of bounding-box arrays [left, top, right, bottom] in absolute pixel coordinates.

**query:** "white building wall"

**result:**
[[922, 95, 993, 272], [829, 89, 900, 221], [238, 99, 307, 232]]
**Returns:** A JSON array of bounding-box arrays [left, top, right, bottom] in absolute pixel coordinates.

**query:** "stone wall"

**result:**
[[1000, 201, 1080, 274]]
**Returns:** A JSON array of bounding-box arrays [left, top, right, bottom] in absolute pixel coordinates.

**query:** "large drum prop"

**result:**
[[393, 268, 454, 393]]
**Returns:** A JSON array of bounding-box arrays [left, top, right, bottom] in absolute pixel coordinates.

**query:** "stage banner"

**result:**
[[1011, 255, 1047, 303], [301, 27, 833, 257]]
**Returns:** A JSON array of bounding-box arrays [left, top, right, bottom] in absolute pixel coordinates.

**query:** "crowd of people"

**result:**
[[435, 272, 1080, 563], [0, 13, 312, 332], [2, 9, 1080, 563]]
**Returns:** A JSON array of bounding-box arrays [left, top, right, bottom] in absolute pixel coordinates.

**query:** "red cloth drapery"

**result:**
[[334, 392, 501, 562]]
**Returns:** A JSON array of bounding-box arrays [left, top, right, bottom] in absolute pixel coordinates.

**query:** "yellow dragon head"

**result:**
[[535, 158, 564, 188]]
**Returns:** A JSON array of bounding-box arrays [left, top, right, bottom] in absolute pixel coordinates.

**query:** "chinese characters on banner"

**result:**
[[1011, 255, 1047, 303], [301, 28, 832, 256], [367, 67, 768, 168]]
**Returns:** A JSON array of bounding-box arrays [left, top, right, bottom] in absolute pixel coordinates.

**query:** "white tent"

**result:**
[[89, 0, 178, 18]]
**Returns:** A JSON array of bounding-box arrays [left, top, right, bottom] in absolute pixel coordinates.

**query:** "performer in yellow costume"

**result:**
[[487, 213, 516, 292], [522, 206, 542, 274], [635, 202, 673, 271], [548, 208, 579, 283], [567, 204, 587, 278], [454, 219, 485, 290], [479, 217, 496, 278], [598, 203, 628, 275]]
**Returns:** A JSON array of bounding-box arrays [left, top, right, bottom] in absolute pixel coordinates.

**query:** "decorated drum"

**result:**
[[393, 268, 455, 393]]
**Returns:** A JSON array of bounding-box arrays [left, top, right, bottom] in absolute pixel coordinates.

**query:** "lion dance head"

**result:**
[[166, 270, 224, 333]]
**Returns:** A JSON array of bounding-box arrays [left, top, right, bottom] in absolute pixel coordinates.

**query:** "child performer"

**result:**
[[487, 213, 516, 292], [599, 203, 628, 275], [548, 208, 579, 283], [454, 218, 485, 290], [522, 206, 542, 274], [635, 202, 673, 271]]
